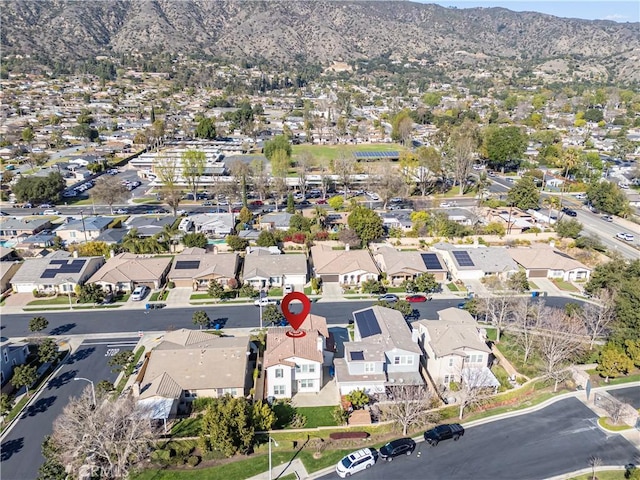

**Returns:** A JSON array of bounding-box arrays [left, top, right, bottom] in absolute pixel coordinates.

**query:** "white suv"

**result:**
[[131, 285, 149, 301], [336, 448, 376, 478], [616, 232, 634, 242]]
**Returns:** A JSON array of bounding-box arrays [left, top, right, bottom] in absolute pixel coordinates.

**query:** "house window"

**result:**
[[70, 231, 76, 238], [448, 358, 454, 367], [364, 363, 375, 373], [296, 364, 315, 373], [467, 354, 482, 364], [273, 385, 286, 395], [308, 365, 315, 373], [275, 368, 284, 378], [444, 375, 452, 384], [393, 356, 414, 365], [300, 379, 314, 389]]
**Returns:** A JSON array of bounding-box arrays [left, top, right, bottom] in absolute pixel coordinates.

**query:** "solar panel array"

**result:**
[[41, 259, 87, 279], [452, 250, 475, 267], [421, 253, 443, 270], [350, 351, 365, 361], [175, 260, 200, 270], [353, 151, 400, 160], [354, 309, 382, 338]]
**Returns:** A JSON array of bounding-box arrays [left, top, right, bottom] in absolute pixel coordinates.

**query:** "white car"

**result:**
[[253, 297, 279, 307], [336, 448, 376, 478], [131, 285, 149, 301], [114, 208, 128, 214], [616, 232, 635, 242], [439, 202, 452, 208], [42, 209, 60, 216]]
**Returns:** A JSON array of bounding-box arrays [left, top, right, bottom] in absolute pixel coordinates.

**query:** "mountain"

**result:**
[[2, 0, 639, 82]]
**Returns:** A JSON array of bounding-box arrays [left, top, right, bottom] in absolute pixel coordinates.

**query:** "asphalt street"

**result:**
[[318, 398, 639, 480], [0, 336, 138, 480], [608, 386, 640, 410], [1, 297, 578, 339]]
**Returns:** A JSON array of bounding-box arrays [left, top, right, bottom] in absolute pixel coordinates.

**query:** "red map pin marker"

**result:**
[[281, 292, 311, 337]]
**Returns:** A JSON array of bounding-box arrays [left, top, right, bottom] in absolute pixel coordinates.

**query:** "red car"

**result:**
[[317, 199, 328, 204], [250, 200, 263, 206], [406, 294, 428, 303]]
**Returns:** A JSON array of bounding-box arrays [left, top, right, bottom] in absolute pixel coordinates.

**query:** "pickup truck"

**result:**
[[423, 423, 465, 446], [254, 297, 279, 307]]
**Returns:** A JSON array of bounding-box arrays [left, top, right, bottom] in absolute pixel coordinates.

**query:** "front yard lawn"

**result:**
[[170, 417, 202, 437], [295, 406, 339, 428], [27, 295, 78, 306], [551, 279, 579, 292]]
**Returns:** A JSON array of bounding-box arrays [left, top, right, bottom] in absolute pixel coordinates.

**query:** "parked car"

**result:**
[[39, 203, 53, 209], [378, 293, 399, 303], [423, 424, 465, 446], [283, 284, 294, 294], [616, 232, 635, 242], [254, 297, 279, 307], [561, 207, 577, 217], [457, 302, 467, 309], [439, 202, 452, 208], [378, 438, 416, 461], [335, 448, 377, 478], [42, 209, 60, 216], [131, 285, 149, 301], [602, 215, 614, 222], [574, 193, 587, 200], [317, 199, 328, 204], [405, 294, 428, 303], [114, 208, 128, 214]]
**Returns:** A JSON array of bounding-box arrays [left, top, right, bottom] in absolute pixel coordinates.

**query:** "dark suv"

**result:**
[[561, 207, 577, 217], [423, 423, 465, 446], [378, 438, 416, 461]]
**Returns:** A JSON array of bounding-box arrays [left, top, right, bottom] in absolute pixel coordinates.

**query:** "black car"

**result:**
[[561, 207, 577, 217], [379, 438, 416, 461], [423, 423, 465, 446]]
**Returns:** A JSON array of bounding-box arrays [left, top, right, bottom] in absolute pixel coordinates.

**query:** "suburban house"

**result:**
[[242, 250, 308, 289], [133, 329, 252, 423], [508, 245, 592, 281], [380, 212, 413, 232], [125, 216, 178, 238], [372, 246, 448, 284], [0, 260, 21, 293], [259, 212, 294, 231], [94, 228, 127, 245], [190, 213, 236, 236], [168, 248, 239, 290], [0, 217, 52, 241], [0, 247, 19, 262], [263, 314, 335, 399], [413, 308, 499, 391], [310, 244, 379, 285], [87, 252, 172, 292], [334, 306, 423, 396], [53, 216, 112, 243], [10, 250, 104, 294], [1, 339, 29, 390], [433, 243, 519, 281], [486, 208, 535, 235]]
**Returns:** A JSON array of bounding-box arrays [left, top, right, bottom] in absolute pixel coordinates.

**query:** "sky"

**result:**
[[421, 1, 640, 22]]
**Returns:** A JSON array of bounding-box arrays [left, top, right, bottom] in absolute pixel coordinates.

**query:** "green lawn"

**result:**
[[552, 278, 579, 292], [27, 295, 77, 306], [295, 406, 339, 428], [568, 471, 627, 480], [446, 283, 459, 292], [149, 291, 168, 302], [171, 417, 203, 437], [292, 143, 405, 162], [190, 293, 211, 300], [598, 417, 632, 431]]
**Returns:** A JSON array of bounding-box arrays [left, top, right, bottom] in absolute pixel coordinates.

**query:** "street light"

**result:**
[[64, 278, 75, 311], [268, 435, 279, 480], [74, 377, 96, 406], [259, 289, 266, 329]]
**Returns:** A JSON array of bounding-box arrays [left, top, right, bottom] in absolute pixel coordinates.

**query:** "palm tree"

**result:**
[[559, 147, 581, 210], [121, 228, 143, 254], [542, 196, 561, 221], [161, 223, 182, 253]]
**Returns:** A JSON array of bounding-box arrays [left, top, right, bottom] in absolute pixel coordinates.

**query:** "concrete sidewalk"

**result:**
[[246, 458, 308, 480]]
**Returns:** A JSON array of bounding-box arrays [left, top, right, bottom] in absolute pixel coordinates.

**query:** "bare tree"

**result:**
[[581, 292, 615, 350], [446, 124, 477, 195], [156, 158, 182, 216], [181, 149, 206, 202], [511, 298, 540, 363], [478, 293, 514, 343], [588, 455, 602, 480], [456, 367, 497, 419], [375, 385, 434, 435], [376, 166, 407, 210], [295, 152, 314, 198], [229, 159, 252, 206], [250, 158, 270, 202], [536, 309, 586, 392], [51, 387, 157, 479], [332, 151, 355, 198], [90, 177, 129, 214]]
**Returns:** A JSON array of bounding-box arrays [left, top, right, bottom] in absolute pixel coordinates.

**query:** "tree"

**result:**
[[78, 283, 105, 304], [483, 126, 527, 170], [74, 241, 111, 257], [22, 125, 35, 144], [456, 367, 497, 419], [251, 400, 276, 431], [556, 218, 582, 238], [391, 299, 413, 318], [229, 159, 252, 206], [181, 149, 206, 202], [96, 380, 115, 396], [107, 350, 134, 374], [447, 120, 480, 195], [286, 192, 295, 214], [193, 310, 211, 329], [29, 316, 49, 334], [183, 232, 207, 248], [391, 110, 414, 145], [12, 364, 38, 395], [238, 206, 252, 225], [262, 304, 284, 326], [207, 280, 225, 301], [348, 206, 384, 246], [328, 195, 344, 211], [195, 117, 217, 139], [536, 309, 586, 391], [50, 388, 157, 478], [226, 235, 249, 251], [596, 344, 633, 382], [345, 389, 370, 409], [156, 159, 182, 216], [338, 228, 360, 248], [90, 177, 129, 214], [507, 271, 530, 293], [361, 279, 385, 294], [374, 385, 434, 435], [333, 152, 355, 198], [587, 181, 630, 216], [257, 230, 278, 247], [376, 167, 407, 210], [581, 293, 615, 350], [12, 172, 65, 204], [263, 135, 291, 161], [289, 213, 311, 232], [37, 338, 59, 364], [199, 396, 255, 457], [0, 393, 13, 417], [414, 273, 438, 293], [507, 176, 540, 210], [38, 435, 66, 480], [478, 294, 514, 343]]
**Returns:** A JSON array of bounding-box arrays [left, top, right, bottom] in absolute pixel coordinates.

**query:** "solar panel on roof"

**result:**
[[49, 259, 68, 265], [41, 270, 58, 278], [350, 351, 365, 361], [421, 253, 443, 270], [354, 309, 382, 338], [175, 260, 200, 270], [452, 250, 475, 267]]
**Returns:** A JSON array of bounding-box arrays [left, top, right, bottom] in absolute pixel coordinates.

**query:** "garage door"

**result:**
[[528, 269, 548, 278], [321, 275, 340, 283]]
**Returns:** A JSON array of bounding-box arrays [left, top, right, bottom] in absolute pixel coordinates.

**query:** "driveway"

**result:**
[[319, 283, 344, 301]]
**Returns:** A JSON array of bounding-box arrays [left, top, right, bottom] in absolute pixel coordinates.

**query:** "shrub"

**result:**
[[167, 281, 175, 289], [191, 397, 218, 413], [329, 431, 369, 440], [186, 455, 200, 467], [290, 413, 307, 428]]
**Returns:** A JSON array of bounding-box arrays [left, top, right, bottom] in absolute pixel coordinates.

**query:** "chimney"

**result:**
[[317, 335, 323, 353], [345, 243, 350, 251]]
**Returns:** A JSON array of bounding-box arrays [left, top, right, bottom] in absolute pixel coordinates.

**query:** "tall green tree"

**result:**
[[183, 232, 207, 249], [347, 206, 383, 246], [506, 176, 540, 210], [587, 181, 630, 216], [256, 230, 278, 247], [78, 284, 105, 304], [181, 149, 206, 202], [192, 310, 211, 329], [29, 316, 49, 334], [108, 350, 134, 374], [414, 273, 438, 293], [207, 281, 225, 301], [286, 193, 295, 214], [13, 172, 65, 204], [37, 338, 59, 363], [555, 219, 583, 239], [156, 159, 182, 216], [195, 117, 217, 139], [483, 126, 528, 170], [12, 364, 38, 395], [199, 396, 255, 457], [263, 135, 291, 161]]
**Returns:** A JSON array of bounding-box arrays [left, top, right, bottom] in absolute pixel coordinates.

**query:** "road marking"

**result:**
[[81, 341, 138, 346]]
